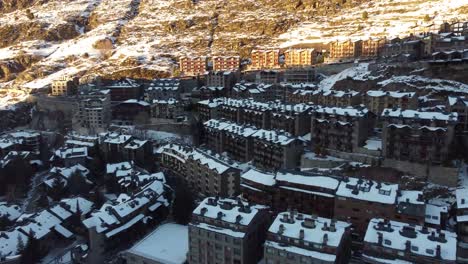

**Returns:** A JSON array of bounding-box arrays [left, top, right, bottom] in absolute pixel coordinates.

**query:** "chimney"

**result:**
[[323, 234, 328, 245], [217, 211, 223, 220], [278, 224, 285, 235], [299, 229, 305, 240], [405, 240, 411, 252], [377, 232, 383, 245], [322, 222, 329, 231], [282, 213, 289, 223], [436, 245, 441, 258]]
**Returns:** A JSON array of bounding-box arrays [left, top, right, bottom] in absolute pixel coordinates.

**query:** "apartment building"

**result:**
[[381, 109, 458, 165], [158, 144, 242, 197], [381, 40, 425, 61], [250, 50, 280, 69], [361, 38, 386, 58], [112, 100, 151, 125], [188, 197, 271, 264], [218, 98, 271, 129], [103, 79, 142, 102], [283, 67, 316, 84], [327, 40, 362, 62], [205, 71, 238, 90], [83, 180, 170, 264], [255, 70, 283, 85], [287, 89, 321, 104], [212, 56, 241, 71], [283, 48, 316, 66], [270, 103, 313, 136], [364, 91, 417, 116], [447, 96, 468, 131], [241, 169, 339, 218], [310, 106, 374, 153], [316, 90, 361, 107], [51, 76, 79, 96], [363, 218, 457, 264], [144, 79, 181, 101], [334, 177, 399, 240], [251, 129, 303, 171], [456, 188, 468, 263], [150, 98, 183, 119], [179, 56, 208, 76], [203, 119, 257, 163], [77, 89, 111, 132], [197, 98, 224, 122], [264, 211, 352, 264], [99, 132, 133, 162]]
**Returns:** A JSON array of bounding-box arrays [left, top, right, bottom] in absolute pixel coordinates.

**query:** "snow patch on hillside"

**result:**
[[319, 63, 375, 91], [378, 75, 468, 93]]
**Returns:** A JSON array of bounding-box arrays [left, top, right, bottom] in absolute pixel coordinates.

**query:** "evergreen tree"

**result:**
[[16, 234, 25, 253], [20, 231, 41, 264], [49, 178, 66, 201], [68, 172, 90, 196], [172, 182, 196, 225]]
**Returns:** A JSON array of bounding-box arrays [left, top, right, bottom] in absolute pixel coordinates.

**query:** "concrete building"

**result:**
[[188, 197, 271, 264], [77, 89, 111, 133], [197, 98, 224, 122], [363, 218, 457, 264], [179, 56, 208, 76], [264, 211, 352, 264], [112, 100, 151, 125], [310, 106, 374, 153], [51, 76, 79, 96]]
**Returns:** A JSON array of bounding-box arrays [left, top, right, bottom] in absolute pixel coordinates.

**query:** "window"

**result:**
[[384, 239, 392, 246], [411, 246, 419, 252], [426, 249, 434, 255]]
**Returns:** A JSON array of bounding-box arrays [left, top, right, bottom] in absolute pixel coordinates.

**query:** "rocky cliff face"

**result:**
[[0, 0, 466, 89]]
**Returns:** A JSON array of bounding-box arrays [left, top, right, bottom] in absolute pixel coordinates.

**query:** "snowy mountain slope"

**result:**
[[279, 0, 468, 47], [0, 0, 466, 93]]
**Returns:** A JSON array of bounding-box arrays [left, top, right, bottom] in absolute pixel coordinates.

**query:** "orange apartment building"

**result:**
[[212, 56, 241, 71], [327, 40, 363, 62], [283, 48, 316, 66], [361, 38, 386, 58], [250, 49, 280, 69], [179, 56, 208, 76]]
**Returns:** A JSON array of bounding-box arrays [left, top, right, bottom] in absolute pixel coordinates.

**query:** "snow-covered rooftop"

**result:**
[[364, 218, 457, 261], [367, 90, 416, 98], [311, 106, 369, 117], [382, 108, 458, 122], [193, 197, 264, 226], [336, 177, 398, 204], [126, 223, 188, 264], [268, 211, 350, 257]]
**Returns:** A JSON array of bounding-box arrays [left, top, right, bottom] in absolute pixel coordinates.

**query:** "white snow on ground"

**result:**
[[364, 139, 382, 151], [125, 223, 188, 264], [318, 63, 374, 91], [0, 89, 30, 110], [279, 0, 468, 46], [378, 75, 468, 94]]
